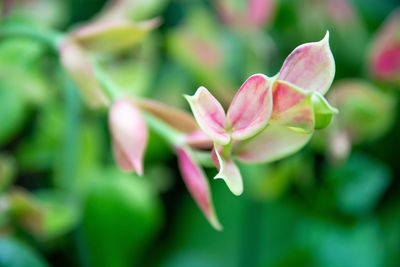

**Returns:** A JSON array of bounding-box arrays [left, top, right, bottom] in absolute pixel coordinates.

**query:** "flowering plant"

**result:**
[[106, 32, 337, 229]]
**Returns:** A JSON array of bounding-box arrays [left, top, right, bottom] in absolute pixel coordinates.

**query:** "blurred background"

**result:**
[[0, 0, 400, 266]]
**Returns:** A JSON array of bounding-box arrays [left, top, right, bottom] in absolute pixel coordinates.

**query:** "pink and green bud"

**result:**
[[369, 9, 400, 83], [108, 97, 148, 175], [176, 146, 222, 230], [59, 38, 109, 108], [71, 18, 159, 53]]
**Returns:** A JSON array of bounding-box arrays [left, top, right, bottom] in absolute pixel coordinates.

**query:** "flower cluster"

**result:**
[[108, 32, 337, 230], [186, 32, 337, 197]]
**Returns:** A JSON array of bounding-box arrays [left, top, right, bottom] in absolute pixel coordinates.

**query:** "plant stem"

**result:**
[[93, 64, 121, 101], [192, 150, 214, 167], [144, 113, 184, 146]]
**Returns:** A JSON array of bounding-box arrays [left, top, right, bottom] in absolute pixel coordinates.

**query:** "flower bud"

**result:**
[[109, 97, 148, 175]]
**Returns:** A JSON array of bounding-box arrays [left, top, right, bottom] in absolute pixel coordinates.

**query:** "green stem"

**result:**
[[192, 150, 214, 167], [144, 113, 184, 146], [0, 24, 63, 51], [93, 64, 121, 101]]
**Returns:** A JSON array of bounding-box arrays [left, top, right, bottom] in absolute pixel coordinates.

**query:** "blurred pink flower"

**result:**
[[369, 9, 400, 84], [217, 0, 276, 30]]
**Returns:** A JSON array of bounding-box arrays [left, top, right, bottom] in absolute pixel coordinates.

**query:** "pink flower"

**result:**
[[186, 32, 337, 195], [235, 32, 337, 164]]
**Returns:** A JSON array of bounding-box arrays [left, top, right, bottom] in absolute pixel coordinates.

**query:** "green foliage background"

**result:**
[[0, 0, 400, 267]]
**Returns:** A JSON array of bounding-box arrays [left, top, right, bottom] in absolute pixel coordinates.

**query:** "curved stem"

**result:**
[[93, 63, 121, 101]]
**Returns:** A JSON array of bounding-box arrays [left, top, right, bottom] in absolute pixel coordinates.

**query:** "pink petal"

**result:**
[[176, 146, 222, 230], [234, 124, 312, 164], [270, 81, 314, 133], [185, 87, 230, 145], [212, 146, 243, 196], [108, 98, 148, 175], [278, 32, 335, 95], [185, 130, 214, 149], [227, 74, 273, 140]]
